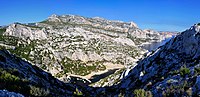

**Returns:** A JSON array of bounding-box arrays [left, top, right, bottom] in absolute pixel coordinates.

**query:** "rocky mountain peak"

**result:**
[[193, 23, 200, 31], [130, 21, 138, 28], [47, 14, 61, 22], [45, 14, 140, 30], [49, 14, 58, 18]]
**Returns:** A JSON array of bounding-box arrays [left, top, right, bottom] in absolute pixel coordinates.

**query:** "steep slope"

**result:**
[[0, 49, 91, 96], [114, 24, 200, 96], [0, 14, 168, 86]]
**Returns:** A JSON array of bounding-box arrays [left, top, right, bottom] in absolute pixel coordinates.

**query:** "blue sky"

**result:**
[[0, 0, 199, 31]]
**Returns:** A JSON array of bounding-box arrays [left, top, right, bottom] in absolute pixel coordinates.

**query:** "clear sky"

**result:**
[[0, 0, 199, 31]]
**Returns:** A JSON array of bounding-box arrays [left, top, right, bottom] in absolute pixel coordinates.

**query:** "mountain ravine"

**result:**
[[0, 14, 173, 87]]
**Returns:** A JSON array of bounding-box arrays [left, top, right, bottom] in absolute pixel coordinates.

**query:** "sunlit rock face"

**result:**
[[4, 23, 47, 40]]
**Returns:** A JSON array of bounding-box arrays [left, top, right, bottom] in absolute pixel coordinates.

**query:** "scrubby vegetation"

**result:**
[[73, 88, 83, 96], [133, 89, 152, 97], [0, 34, 108, 78], [170, 66, 191, 77], [0, 68, 53, 96], [133, 89, 146, 97], [0, 68, 30, 96], [0, 35, 19, 46], [30, 86, 50, 96], [61, 57, 106, 76], [194, 67, 200, 75], [162, 81, 193, 97], [0, 28, 6, 35], [180, 67, 190, 77]]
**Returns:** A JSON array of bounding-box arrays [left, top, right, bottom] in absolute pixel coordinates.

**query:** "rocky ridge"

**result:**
[[0, 14, 168, 86], [109, 24, 200, 96]]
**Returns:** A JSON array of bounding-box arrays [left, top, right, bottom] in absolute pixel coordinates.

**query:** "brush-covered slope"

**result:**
[[0, 49, 91, 96]]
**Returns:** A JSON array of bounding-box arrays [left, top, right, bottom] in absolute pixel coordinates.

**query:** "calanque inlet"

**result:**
[[1, 14, 200, 97]]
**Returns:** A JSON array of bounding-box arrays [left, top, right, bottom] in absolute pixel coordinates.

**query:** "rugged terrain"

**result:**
[[0, 49, 91, 96], [0, 14, 199, 97], [109, 23, 200, 96], [0, 14, 169, 86]]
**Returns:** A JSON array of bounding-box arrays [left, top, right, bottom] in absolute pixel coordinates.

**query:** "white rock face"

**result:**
[[72, 50, 89, 62], [143, 29, 164, 40], [114, 37, 135, 46], [88, 52, 103, 61], [130, 21, 138, 28], [4, 23, 47, 40], [48, 14, 61, 22]]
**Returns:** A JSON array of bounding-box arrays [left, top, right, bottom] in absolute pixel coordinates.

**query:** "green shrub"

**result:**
[[162, 81, 192, 97], [0, 68, 30, 96], [133, 89, 153, 97], [198, 23, 200, 26], [170, 70, 179, 75], [0, 28, 6, 35], [146, 91, 153, 97], [133, 89, 146, 97], [30, 86, 50, 96], [180, 67, 190, 77], [74, 88, 83, 96], [0, 70, 20, 83], [61, 57, 105, 76], [195, 67, 200, 74]]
